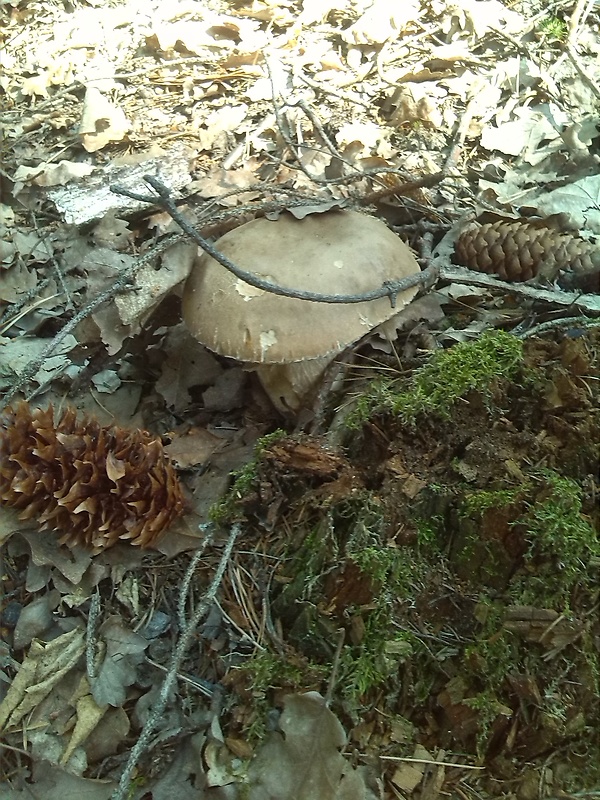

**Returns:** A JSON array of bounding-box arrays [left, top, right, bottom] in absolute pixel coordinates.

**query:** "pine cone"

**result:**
[[455, 220, 600, 291], [0, 403, 184, 551]]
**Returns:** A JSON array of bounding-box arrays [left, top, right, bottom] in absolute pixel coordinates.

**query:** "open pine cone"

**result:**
[[455, 219, 600, 291], [0, 403, 184, 551]]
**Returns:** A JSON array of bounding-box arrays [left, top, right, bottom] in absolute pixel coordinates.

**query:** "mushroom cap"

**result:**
[[182, 209, 421, 365]]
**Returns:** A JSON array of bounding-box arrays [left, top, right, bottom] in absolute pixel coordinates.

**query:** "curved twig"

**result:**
[[111, 176, 438, 307]]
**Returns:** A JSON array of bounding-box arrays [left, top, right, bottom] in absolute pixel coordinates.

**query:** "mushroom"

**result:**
[[182, 209, 421, 413]]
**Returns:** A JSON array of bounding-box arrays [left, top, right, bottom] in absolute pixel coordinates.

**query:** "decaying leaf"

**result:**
[[91, 617, 148, 707], [79, 87, 130, 153], [0, 627, 85, 731], [247, 692, 377, 800]]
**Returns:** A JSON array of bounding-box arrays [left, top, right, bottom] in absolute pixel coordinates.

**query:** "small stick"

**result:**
[[113, 176, 439, 307], [0, 232, 183, 408], [110, 522, 240, 800]]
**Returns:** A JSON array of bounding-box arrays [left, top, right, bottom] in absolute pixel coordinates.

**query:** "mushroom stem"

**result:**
[[255, 356, 335, 414]]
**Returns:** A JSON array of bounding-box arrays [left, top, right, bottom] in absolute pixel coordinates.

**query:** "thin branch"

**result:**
[[111, 522, 240, 800], [437, 264, 600, 314], [85, 590, 101, 680], [0, 232, 183, 408], [112, 176, 439, 307], [565, 43, 600, 101], [177, 524, 215, 631], [324, 629, 345, 707], [518, 315, 600, 338]]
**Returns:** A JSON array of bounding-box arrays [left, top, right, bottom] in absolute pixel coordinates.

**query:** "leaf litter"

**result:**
[[1, 0, 599, 797]]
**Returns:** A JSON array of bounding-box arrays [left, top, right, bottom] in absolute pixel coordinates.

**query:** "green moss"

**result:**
[[237, 651, 326, 741], [414, 518, 442, 553], [350, 330, 523, 426], [446, 470, 600, 753], [538, 15, 568, 42], [498, 471, 600, 607], [464, 691, 513, 755], [275, 519, 337, 622], [344, 496, 430, 597], [522, 471, 599, 583], [209, 429, 286, 523], [339, 609, 415, 701], [452, 471, 598, 604], [334, 499, 431, 702], [450, 487, 524, 589], [125, 777, 148, 798], [462, 486, 524, 518], [467, 598, 517, 667], [266, 494, 430, 705]]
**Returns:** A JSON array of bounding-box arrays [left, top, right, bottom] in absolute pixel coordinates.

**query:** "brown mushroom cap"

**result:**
[[182, 209, 421, 365]]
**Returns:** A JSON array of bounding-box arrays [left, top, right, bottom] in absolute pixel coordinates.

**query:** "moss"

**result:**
[[466, 609, 519, 682], [209, 429, 286, 523], [462, 486, 524, 518], [339, 609, 415, 701], [444, 469, 600, 753], [267, 494, 431, 705], [344, 496, 431, 598], [523, 472, 598, 570], [237, 651, 325, 742], [463, 691, 513, 756], [350, 330, 523, 426], [449, 470, 598, 603], [273, 519, 339, 655], [513, 471, 599, 606], [125, 777, 147, 798], [335, 499, 430, 703], [538, 15, 568, 42]]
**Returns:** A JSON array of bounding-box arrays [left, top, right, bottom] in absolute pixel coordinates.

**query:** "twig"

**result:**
[[265, 58, 321, 184], [113, 176, 438, 306], [30, 214, 74, 309], [0, 232, 183, 409], [324, 629, 345, 707], [294, 98, 345, 161], [86, 590, 101, 680], [437, 264, 600, 314], [177, 524, 215, 632], [4, 59, 254, 118], [295, 72, 372, 109], [264, 59, 426, 193], [565, 43, 600, 101], [0, 284, 53, 333], [111, 522, 240, 800], [214, 596, 266, 650], [517, 315, 600, 338], [359, 171, 445, 207], [567, 0, 596, 45], [380, 755, 484, 770], [145, 657, 216, 698], [443, 92, 480, 175]]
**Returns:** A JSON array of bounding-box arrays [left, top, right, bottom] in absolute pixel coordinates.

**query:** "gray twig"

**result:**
[[112, 176, 438, 307], [86, 590, 101, 680], [111, 522, 240, 800], [0, 232, 183, 408]]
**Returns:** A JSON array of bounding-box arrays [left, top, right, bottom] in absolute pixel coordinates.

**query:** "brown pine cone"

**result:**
[[455, 220, 600, 290], [0, 403, 184, 551]]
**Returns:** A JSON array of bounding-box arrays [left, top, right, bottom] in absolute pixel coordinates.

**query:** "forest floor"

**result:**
[[0, 0, 599, 798]]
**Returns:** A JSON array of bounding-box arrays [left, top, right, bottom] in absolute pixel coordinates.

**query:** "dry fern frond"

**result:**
[[0, 402, 184, 551], [455, 220, 600, 290]]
